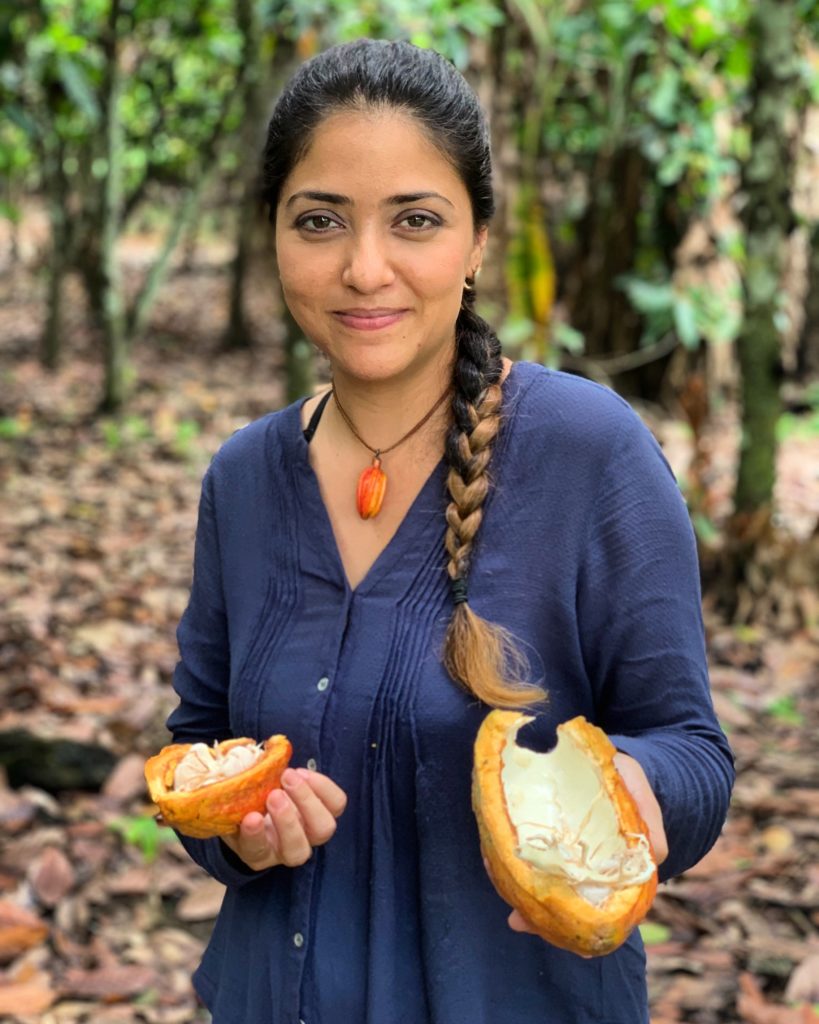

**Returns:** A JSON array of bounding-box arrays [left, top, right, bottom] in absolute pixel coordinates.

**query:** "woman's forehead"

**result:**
[[283, 108, 466, 198]]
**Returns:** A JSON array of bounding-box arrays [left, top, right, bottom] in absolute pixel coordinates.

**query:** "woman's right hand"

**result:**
[[221, 766, 347, 871]]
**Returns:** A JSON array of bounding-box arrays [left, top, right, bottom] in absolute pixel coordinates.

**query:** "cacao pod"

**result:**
[[144, 734, 291, 839], [473, 712, 658, 956]]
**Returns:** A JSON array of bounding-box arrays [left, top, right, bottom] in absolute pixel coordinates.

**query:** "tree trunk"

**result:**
[[41, 137, 69, 370], [42, 246, 68, 371], [566, 145, 651, 385], [732, 0, 801, 518], [282, 306, 314, 404], [98, 0, 128, 413], [796, 223, 819, 379], [223, 0, 267, 350], [224, 32, 302, 357], [127, 183, 205, 340], [711, 0, 810, 628]]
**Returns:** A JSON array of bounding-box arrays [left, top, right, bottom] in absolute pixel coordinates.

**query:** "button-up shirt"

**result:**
[[167, 361, 734, 1024]]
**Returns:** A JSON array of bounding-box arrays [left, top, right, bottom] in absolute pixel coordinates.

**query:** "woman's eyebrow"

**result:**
[[285, 190, 349, 208], [284, 189, 454, 208], [387, 191, 454, 208]]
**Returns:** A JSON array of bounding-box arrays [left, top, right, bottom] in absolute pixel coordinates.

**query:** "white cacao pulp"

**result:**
[[501, 726, 655, 906], [173, 741, 265, 793]]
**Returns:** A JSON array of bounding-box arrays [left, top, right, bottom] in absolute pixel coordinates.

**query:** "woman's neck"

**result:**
[[328, 355, 455, 454]]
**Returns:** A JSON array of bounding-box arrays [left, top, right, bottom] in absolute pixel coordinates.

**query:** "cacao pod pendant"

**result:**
[[357, 455, 387, 519]]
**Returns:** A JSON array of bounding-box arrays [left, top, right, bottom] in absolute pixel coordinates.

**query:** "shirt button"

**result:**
[[306, 758, 317, 771], [293, 932, 304, 948], [317, 676, 329, 691]]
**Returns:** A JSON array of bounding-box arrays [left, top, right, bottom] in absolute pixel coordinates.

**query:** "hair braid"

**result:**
[[443, 301, 548, 709]]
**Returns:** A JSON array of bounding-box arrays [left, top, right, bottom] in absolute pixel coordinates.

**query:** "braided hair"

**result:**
[[261, 38, 546, 709]]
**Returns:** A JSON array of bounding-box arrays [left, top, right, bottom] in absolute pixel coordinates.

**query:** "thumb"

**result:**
[[235, 812, 278, 867]]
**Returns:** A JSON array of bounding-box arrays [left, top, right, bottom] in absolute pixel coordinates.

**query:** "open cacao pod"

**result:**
[[473, 712, 658, 957], [144, 734, 292, 839]]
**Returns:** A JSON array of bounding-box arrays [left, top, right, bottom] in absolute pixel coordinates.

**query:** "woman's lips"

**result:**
[[333, 309, 407, 331]]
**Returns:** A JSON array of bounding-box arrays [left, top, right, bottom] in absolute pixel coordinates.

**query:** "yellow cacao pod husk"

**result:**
[[473, 712, 658, 956], [144, 734, 292, 839]]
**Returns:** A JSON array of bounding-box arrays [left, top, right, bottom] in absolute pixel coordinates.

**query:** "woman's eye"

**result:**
[[400, 213, 439, 231], [297, 214, 339, 233]]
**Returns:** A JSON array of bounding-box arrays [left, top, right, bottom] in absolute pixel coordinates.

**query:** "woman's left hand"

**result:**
[[505, 751, 668, 938]]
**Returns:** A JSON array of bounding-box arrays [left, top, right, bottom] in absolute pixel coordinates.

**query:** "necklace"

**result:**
[[332, 384, 451, 519]]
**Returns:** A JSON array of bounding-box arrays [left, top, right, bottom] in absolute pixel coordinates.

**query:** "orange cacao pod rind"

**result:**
[[356, 463, 387, 519], [144, 735, 292, 839], [473, 711, 658, 957]]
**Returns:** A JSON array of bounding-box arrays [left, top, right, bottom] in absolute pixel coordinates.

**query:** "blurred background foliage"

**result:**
[[1, 0, 819, 603]]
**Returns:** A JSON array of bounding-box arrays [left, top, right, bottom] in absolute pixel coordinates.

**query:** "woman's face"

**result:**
[[275, 108, 487, 388]]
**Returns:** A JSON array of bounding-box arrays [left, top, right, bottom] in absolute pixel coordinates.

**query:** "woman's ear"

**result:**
[[470, 225, 489, 276]]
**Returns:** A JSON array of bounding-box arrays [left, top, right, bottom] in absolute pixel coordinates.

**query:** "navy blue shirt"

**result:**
[[167, 361, 734, 1024]]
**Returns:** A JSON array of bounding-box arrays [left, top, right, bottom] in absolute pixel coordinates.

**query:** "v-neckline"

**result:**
[[285, 361, 522, 597], [288, 406, 449, 597]]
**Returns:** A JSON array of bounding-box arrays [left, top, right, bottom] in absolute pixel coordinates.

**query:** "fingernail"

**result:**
[[281, 768, 299, 789], [295, 767, 312, 778]]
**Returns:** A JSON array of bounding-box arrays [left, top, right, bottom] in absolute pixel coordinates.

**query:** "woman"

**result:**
[[167, 38, 734, 1023]]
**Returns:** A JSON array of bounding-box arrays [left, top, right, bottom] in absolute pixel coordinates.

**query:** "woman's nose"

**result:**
[[341, 231, 396, 292]]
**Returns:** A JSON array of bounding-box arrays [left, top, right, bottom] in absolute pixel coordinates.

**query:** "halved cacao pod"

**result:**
[[473, 712, 658, 957], [144, 734, 292, 839]]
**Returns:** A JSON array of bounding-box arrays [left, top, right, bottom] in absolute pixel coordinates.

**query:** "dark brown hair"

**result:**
[[261, 39, 546, 709]]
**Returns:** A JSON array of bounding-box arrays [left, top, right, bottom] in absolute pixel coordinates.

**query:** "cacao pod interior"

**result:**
[[500, 719, 655, 902], [144, 734, 291, 839], [173, 740, 265, 793], [473, 711, 658, 956]]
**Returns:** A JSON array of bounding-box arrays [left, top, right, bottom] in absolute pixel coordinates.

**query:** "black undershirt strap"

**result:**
[[303, 389, 333, 443]]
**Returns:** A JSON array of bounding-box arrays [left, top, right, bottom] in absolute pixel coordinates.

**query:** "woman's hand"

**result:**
[[504, 752, 668, 938], [611, 751, 668, 866], [221, 767, 347, 872]]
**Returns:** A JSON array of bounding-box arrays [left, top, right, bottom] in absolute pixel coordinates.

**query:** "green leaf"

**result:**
[[109, 815, 177, 864], [3, 103, 37, 139], [57, 54, 100, 123], [618, 277, 674, 315], [691, 513, 719, 545], [724, 39, 751, 80], [673, 295, 700, 348], [639, 922, 671, 946], [0, 416, 26, 438], [552, 321, 585, 355], [647, 67, 680, 124], [765, 696, 804, 726]]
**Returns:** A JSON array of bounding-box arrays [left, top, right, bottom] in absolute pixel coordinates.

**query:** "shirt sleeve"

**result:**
[[165, 464, 271, 888], [576, 409, 735, 883]]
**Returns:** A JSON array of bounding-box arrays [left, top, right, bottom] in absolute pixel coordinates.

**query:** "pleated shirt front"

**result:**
[[167, 361, 734, 1024]]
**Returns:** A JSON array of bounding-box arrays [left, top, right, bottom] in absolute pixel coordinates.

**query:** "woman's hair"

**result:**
[[261, 39, 546, 709]]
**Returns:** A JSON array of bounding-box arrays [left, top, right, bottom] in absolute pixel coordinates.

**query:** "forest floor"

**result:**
[[0, 241, 818, 1023]]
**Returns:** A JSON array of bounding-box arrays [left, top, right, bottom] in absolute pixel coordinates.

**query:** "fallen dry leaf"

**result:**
[[29, 846, 76, 907], [0, 979, 57, 1015], [737, 972, 819, 1024], [175, 877, 225, 921], [0, 901, 49, 963], [785, 952, 819, 1003], [101, 753, 149, 804], [60, 963, 159, 1002]]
